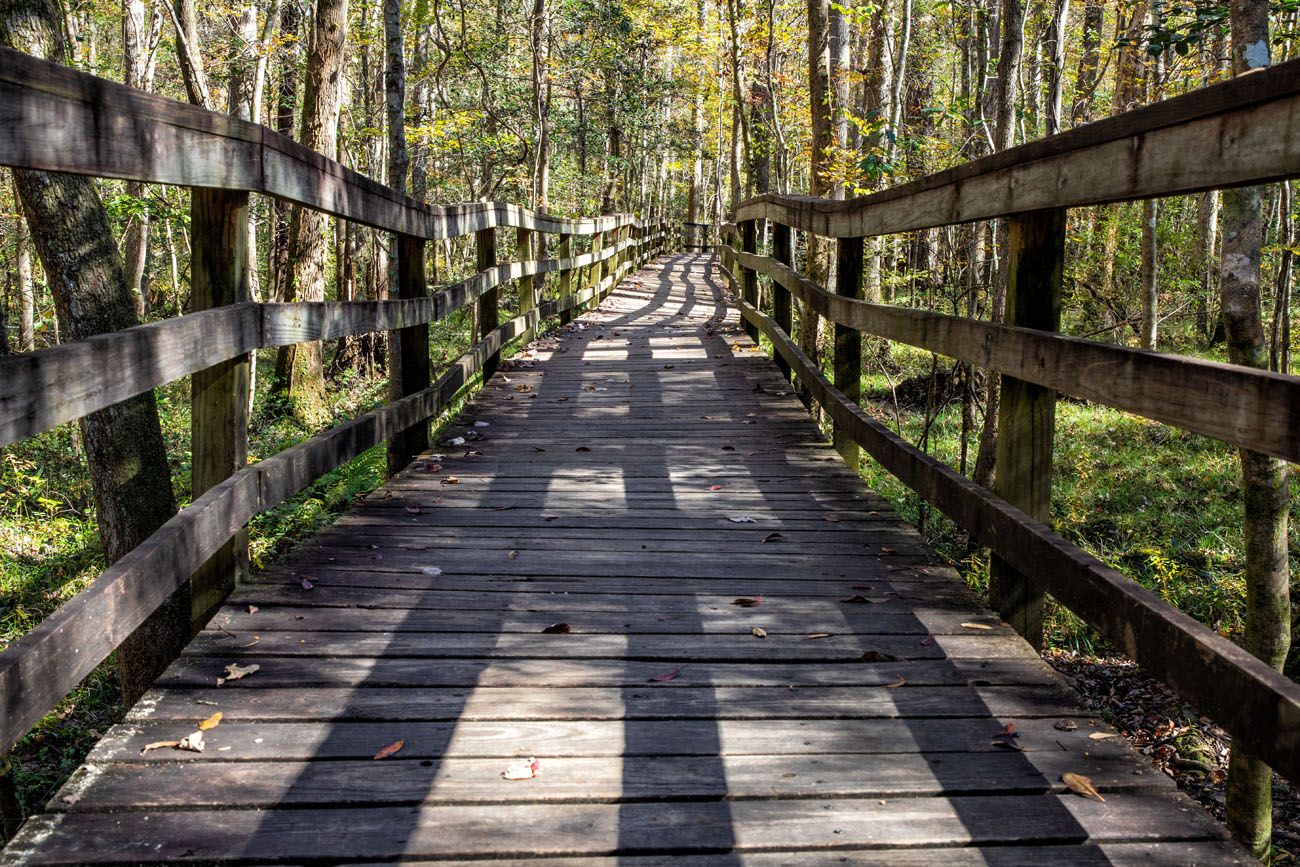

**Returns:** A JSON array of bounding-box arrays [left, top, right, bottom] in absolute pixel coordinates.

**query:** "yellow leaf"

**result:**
[[960, 622, 994, 630], [1061, 772, 1106, 802], [373, 739, 405, 760], [198, 712, 223, 731]]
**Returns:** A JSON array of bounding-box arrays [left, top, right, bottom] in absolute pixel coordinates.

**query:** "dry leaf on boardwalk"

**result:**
[[708, 485, 725, 491], [421, 566, 444, 576], [373, 740, 405, 760], [762, 533, 784, 543], [960, 622, 995, 631], [1061, 772, 1106, 802], [217, 663, 260, 686], [507, 550, 519, 560], [731, 597, 762, 607], [804, 632, 834, 641], [503, 757, 540, 780], [860, 650, 899, 662], [647, 668, 681, 682], [299, 576, 316, 591], [405, 505, 422, 515], [139, 740, 181, 755], [751, 626, 767, 639], [1088, 731, 1118, 740], [841, 595, 872, 604], [246, 605, 259, 615], [198, 712, 223, 731], [177, 731, 205, 753], [728, 515, 757, 523], [542, 622, 571, 634], [884, 676, 907, 688]]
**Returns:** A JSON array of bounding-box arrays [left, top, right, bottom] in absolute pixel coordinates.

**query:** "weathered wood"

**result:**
[[187, 187, 251, 628], [833, 235, 863, 467], [739, 219, 759, 341], [475, 227, 499, 381], [518, 226, 537, 344], [736, 293, 1300, 786], [771, 222, 793, 382], [386, 234, 431, 474], [0, 305, 260, 448], [558, 233, 573, 325], [727, 245, 1300, 464], [989, 210, 1065, 650]]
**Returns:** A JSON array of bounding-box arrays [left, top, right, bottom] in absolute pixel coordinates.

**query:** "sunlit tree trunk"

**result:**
[[1221, 0, 1291, 856]]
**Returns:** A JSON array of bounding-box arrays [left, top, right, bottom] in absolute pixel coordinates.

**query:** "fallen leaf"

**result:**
[[1061, 772, 1105, 802], [751, 626, 767, 639], [421, 566, 444, 577], [804, 632, 834, 640], [177, 730, 205, 753], [373, 740, 405, 760], [246, 605, 259, 615], [841, 594, 873, 604], [61, 793, 82, 806], [217, 663, 260, 686], [721, 445, 735, 451], [198, 712, 223, 731], [542, 622, 571, 634], [1088, 732, 1119, 740], [502, 757, 540, 780], [961, 622, 995, 631], [822, 515, 840, 523], [860, 650, 899, 662], [883, 676, 906, 688], [728, 515, 757, 523], [647, 668, 681, 682], [919, 636, 935, 646], [731, 596, 762, 607], [405, 505, 422, 515], [708, 485, 725, 492], [992, 739, 1027, 751], [447, 436, 466, 446], [994, 723, 1018, 739], [474, 421, 490, 428], [441, 477, 460, 485], [576, 446, 591, 452], [507, 550, 519, 560], [762, 533, 785, 543], [299, 576, 316, 591], [140, 740, 181, 755], [1054, 720, 1079, 732]]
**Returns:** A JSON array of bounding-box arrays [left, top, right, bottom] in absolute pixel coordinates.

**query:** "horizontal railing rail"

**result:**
[[718, 57, 1300, 792], [0, 46, 668, 759]]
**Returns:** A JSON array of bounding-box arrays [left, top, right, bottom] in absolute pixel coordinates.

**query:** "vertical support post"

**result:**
[[739, 219, 759, 341], [834, 236, 865, 468], [189, 187, 250, 629], [387, 233, 431, 475], [558, 233, 573, 324], [590, 230, 605, 296], [989, 208, 1066, 651], [771, 222, 793, 382], [476, 226, 499, 381], [517, 225, 537, 344]]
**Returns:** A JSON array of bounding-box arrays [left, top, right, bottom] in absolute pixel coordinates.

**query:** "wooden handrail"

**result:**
[[0, 223, 662, 755], [0, 232, 648, 446], [721, 243, 1300, 464], [726, 284, 1300, 787], [735, 56, 1300, 236], [0, 48, 634, 239]]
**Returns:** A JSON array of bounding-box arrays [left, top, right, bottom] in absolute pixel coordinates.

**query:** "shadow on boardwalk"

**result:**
[[1, 254, 1245, 865]]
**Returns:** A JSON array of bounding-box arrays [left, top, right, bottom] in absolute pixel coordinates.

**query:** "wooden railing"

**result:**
[[719, 57, 1300, 787], [0, 47, 667, 757]]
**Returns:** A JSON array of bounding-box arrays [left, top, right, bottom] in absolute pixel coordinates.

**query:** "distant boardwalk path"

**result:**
[[2, 255, 1245, 864]]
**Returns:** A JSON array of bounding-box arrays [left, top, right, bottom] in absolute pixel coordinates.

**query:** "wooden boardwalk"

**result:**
[[4, 254, 1247, 864]]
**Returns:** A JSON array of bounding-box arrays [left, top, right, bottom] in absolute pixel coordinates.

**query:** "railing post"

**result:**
[[476, 226, 499, 381], [771, 222, 793, 382], [189, 187, 250, 628], [558, 232, 573, 324], [517, 225, 537, 345], [989, 208, 1066, 651], [590, 229, 605, 295], [834, 236, 865, 468], [739, 219, 759, 341], [387, 233, 431, 475]]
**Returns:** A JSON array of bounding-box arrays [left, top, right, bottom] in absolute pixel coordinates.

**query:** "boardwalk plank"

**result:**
[[2, 255, 1242, 865]]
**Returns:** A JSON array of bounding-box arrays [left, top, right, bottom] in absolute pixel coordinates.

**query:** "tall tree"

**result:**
[[273, 0, 349, 425], [1, 0, 188, 703], [121, 0, 160, 313], [1220, 0, 1291, 856]]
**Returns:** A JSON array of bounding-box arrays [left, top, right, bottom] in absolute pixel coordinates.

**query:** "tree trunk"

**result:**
[[1072, 0, 1102, 124], [1221, 0, 1291, 856], [1196, 190, 1220, 340], [1, 0, 187, 704], [802, 0, 832, 388], [13, 185, 35, 352], [170, 0, 211, 108], [122, 0, 160, 315], [273, 0, 348, 426], [1140, 198, 1159, 349], [1045, 0, 1068, 134], [1272, 181, 1292, 374]]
